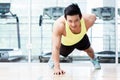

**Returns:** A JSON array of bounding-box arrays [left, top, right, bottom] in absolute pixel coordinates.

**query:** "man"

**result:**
[[48, 3, 101, 75]]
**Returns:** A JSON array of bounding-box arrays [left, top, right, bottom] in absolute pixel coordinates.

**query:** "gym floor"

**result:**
[[0, 62, 120, 80]]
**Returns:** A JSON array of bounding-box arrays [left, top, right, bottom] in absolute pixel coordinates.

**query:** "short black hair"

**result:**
[[64, 3, 82, 19]]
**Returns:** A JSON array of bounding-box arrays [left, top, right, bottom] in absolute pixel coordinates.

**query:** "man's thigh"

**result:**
[[60, 44, 74, 57]]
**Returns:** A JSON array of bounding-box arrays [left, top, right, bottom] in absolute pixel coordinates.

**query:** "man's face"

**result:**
[[66, 14, 81, 30]]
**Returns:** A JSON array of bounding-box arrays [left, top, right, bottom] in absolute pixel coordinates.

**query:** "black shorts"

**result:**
[[60, 34, 90, 57]]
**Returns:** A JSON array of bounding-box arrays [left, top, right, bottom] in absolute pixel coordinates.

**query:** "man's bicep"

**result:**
[[91, 14, 96, 21], [86, 14, 96, 30], [52, 20, 64, 51], [90, 14, 96, 25], [52, 30, 61, 51]]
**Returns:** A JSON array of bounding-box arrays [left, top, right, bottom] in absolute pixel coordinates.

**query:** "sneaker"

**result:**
[[48, 56, 54, 69], [91, 58, 101, 70]]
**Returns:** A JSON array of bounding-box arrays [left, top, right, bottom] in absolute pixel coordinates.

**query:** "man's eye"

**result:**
[[75, 19, 79, 22]]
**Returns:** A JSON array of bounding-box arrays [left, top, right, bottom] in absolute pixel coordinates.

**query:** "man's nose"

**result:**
[[71, 22, 75, 26]]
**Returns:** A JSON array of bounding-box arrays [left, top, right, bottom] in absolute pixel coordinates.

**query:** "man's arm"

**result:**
[[84, 14, 97, 30], [51, 19, 65, 75], [52, 26, 61, 69]]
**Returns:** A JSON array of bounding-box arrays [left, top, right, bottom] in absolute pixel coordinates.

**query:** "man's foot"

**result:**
[[91, 58, 101, 70], [48, 57, 54, 69]]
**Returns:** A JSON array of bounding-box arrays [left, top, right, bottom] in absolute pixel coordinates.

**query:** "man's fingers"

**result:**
[[59, 70, 64, 75], [62, 70, 65, 74], [54, 70, 65, 75], [60, 70, 65, 74], [54, 72, 61, 75]]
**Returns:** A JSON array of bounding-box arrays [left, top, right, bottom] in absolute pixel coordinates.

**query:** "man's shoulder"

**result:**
[[54, 16, 65, 27], [83, 14, 96, 22], [56, 16, 65, 23], [82, 14, 96, 20], [53, 16, 65, 34], [82, 14, 96, 30]]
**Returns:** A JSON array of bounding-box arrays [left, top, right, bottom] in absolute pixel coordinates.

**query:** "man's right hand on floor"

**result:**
[[53, 67, 65, 75]]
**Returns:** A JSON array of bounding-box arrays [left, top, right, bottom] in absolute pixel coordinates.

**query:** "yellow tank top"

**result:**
[[61, 18, 87, 46]]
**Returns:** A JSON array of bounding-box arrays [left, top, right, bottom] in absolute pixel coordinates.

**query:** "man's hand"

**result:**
[[53, 67, 65, 75]]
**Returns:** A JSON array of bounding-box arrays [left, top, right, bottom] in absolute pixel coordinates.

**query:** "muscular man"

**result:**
[[48, 3, 101, 75]]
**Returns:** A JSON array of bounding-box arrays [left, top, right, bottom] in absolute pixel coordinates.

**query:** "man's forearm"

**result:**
[[52, 50, 60, 69]]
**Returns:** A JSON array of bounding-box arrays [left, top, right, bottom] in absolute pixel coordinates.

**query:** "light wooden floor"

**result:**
[[0, 62, 120, 80]]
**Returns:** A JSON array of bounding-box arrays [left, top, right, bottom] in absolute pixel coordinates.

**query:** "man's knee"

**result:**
[[84, 47, 94, 53]]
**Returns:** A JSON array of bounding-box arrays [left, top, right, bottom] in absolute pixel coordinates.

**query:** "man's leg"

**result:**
[[84, 47, 101, 69]]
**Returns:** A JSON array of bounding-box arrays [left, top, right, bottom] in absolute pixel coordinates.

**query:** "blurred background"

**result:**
[[0, 0, 120, 63]]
